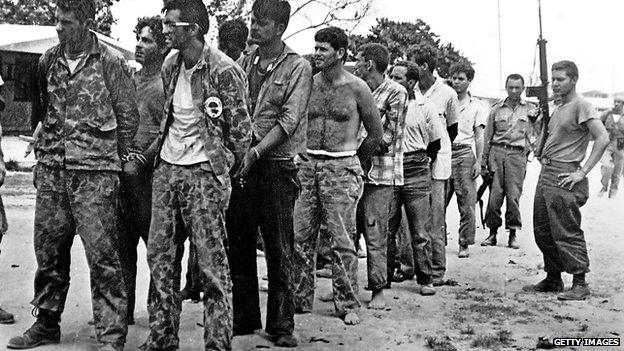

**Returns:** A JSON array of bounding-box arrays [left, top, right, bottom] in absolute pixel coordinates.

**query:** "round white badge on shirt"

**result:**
[[205, 96, 223, 119]]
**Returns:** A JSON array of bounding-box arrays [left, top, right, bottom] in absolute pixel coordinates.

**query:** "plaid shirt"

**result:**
[[366, 78, 408, 186]]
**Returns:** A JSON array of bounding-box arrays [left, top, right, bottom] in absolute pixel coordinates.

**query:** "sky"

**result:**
[[111, 0, 624, 98]]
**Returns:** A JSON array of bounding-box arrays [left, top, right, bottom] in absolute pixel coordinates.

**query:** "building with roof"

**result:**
[[0, 24, 134, 134]]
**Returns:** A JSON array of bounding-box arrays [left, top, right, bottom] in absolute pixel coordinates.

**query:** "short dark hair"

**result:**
[[449, 62, 475, 81], [409, 45, 438, 73], [135, 16, 168, 51], [505, 73, 525, 86], [394, 61, 420, 82], [315, 27, 348, 62], [55, 0, 96, 23], [162, 0, 210, 39], [252, 0, 291, 28], [219, 18, 249, 49], [359, 43, 390, 74], [552, 60, 579, 80]]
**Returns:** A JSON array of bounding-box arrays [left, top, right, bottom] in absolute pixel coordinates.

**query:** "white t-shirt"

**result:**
[[160, 61, 210, 165]]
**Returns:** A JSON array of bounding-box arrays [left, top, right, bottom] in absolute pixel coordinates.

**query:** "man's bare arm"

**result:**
[[356, 84, 383, 164], [558, 119, 609, 190], [473, 125, 485, 178]]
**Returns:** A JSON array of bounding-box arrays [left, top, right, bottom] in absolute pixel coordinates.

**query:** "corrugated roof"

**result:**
[[0, 24, 134, 60]]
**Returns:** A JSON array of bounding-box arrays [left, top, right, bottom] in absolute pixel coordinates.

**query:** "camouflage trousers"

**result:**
[[293, 155, 362, 315], [31, 164, 127, 346], [145, 161, 232, 351]]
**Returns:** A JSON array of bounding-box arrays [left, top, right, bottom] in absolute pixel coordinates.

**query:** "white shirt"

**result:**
[[454, 92, 488, 148], [160, 61, 209, 165], [417, 78, 459, 180]]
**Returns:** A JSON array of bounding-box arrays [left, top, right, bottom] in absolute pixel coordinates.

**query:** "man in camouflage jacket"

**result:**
[[7, 1, 138, 350]]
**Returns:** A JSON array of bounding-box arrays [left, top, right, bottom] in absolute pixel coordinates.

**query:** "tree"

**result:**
[[0, 0, 119, 36], [208, 0, 373, 40], [349, 17, 471, 78]]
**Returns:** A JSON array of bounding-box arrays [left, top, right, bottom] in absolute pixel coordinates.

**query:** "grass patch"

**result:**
[[460, 324, 475, 335], [425, 335, 457, 351], [470, 329, 513, 349]]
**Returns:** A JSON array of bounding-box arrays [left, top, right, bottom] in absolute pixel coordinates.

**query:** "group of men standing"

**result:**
[[0, 0, 613, 350]]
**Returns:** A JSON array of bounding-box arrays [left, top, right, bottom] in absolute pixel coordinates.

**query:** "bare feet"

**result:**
[[319, 291, 334, 302], [368, 289, 386, 309], [343, 311, 360, 325]]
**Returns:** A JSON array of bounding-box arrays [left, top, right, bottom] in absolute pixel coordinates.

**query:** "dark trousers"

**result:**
[[357, 183, 394, 291], [226, 159, 299, 336], [485, 145, 527, 231], [387, 153, 433, 286], [445, 147, 477, 246], [118, 169, 152, 320], [533, 161, 590, 275]]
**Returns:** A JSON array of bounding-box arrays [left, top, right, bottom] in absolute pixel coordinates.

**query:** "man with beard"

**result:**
[[292, 26, 382, 325], [227, 0, 312, 347], [116, 15, 170, 325], [7, 0, 139, 349]]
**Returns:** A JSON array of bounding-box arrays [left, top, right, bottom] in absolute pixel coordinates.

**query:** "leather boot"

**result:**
[[7, 309, 61, 349], [0, 307, 15, 324], [481, 231, 497, 246], [508, 230, 519, 249]]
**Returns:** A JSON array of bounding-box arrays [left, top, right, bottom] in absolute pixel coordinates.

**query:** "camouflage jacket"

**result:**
[[33, 33, 139, 171], [143, 43, 252, 180], [238, 44, 312, 159]]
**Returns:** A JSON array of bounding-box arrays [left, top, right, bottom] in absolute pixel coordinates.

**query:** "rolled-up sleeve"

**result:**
[[105, 56, 139, 157], [218, 66, 253, 161], [382, 88, 408, 145], [276, 60, 312, 137]]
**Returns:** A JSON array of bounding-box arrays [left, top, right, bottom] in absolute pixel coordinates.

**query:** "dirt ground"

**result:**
[[0, 158, 622, 351]]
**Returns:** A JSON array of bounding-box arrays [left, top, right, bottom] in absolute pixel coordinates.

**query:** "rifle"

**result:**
[[476, 171, 493, 228], [526, 0, 550, 158]]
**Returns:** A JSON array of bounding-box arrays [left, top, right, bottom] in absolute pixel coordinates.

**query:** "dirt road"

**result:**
[[0, 160, 622, 350]]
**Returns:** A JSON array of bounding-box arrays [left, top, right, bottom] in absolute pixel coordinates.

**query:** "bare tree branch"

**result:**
[[283, 0, 373, 41]]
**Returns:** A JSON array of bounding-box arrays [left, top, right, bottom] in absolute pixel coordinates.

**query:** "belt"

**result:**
[[306, 149, 357, 158], [491, 142, 525, 152], [539, 157, 580, 168], [404, 150, 427, 157], [451, 144, 471, 151]]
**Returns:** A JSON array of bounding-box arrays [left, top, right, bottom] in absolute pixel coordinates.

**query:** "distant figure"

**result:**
[[525, 60, 609, 301], [598, 96, 624, 198], [445, 62, 488, 267], [218, 18, 249, 61], [481, 74, 540, 250]]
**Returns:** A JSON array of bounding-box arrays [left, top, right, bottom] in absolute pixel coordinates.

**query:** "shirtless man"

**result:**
[[293, 26, 383, 325]]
